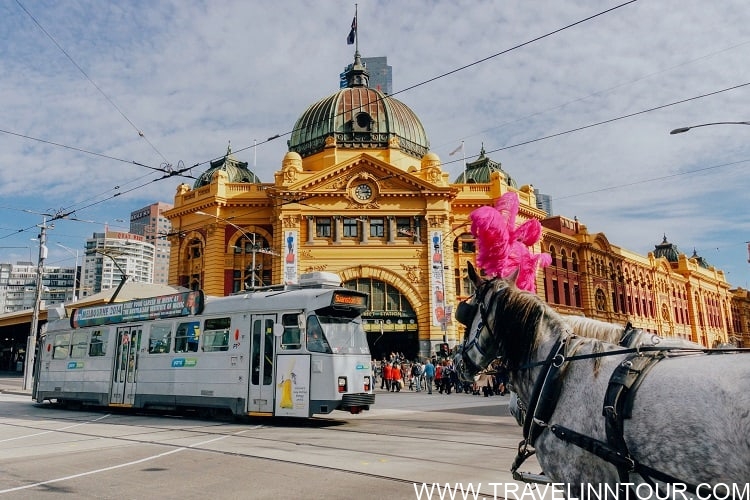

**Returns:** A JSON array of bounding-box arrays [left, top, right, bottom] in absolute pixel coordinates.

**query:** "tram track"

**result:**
[[1, 399, 526, 498]]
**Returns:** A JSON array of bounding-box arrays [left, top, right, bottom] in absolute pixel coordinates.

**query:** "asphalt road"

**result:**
[[0, 377, 537, 500]]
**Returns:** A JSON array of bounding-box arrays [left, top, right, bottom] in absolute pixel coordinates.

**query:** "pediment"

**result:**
[[279, 153, 451, 198]]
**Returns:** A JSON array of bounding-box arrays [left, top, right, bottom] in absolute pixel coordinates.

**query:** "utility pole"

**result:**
[[23, 217, 50, 391]]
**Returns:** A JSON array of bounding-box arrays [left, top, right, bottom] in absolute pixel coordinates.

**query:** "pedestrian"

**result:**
[[411, 360, 423, 392], [422, 358, 435, 394], [382, 361, 393, 392], [391, 363, 403, 392], [441, 360, 453, 395]]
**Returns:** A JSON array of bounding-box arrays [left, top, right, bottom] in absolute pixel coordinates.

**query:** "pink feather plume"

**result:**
[[469, 192, 551, 292]]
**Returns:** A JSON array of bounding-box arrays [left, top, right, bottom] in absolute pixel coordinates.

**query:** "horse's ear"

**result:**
[[505, 267, 520, 286], [467, 261, 480, 285]]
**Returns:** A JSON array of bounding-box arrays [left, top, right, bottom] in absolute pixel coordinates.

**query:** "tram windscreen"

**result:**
[[317, 315, 370, 355]]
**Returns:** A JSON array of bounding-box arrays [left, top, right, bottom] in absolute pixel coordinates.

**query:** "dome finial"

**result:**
[[344, 50, 369, 88], [227, 141, 232, 156]]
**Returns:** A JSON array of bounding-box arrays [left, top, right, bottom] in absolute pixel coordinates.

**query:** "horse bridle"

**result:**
[[455, 280, 497, 376]]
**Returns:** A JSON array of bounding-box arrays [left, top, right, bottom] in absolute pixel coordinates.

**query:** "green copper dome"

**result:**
[[653, 235, 679, 263], [287, 53, 429, 159], [454, 144, 517, 186], [193, 144, 260, 188]]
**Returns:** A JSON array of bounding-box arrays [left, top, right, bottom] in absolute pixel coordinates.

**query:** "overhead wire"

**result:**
[[14, 0, 171, 166], [190, 0, 640, 169], [2, 0, 639, 236]]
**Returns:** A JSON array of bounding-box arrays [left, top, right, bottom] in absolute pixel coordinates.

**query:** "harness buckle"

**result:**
[[532, 417, 548, 428], [552, 353, 565, 368]]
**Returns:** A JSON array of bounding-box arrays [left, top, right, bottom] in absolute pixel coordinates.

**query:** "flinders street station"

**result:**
[[163, 51, 750, 360]]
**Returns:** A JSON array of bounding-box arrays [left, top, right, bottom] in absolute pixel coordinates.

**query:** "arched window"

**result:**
[[595, 289, 607, 312]]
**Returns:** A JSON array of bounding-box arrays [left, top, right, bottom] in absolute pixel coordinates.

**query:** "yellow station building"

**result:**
[[164, 52, 750, 360]]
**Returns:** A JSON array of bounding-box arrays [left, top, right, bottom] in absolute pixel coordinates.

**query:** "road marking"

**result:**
[[0, 414, 111, 444], [0, 429, 248, 494]]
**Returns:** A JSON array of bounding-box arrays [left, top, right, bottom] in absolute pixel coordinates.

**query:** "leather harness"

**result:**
[[509, 328, 733, 492]]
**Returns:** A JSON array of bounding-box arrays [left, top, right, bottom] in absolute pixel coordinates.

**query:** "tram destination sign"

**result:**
[[70, 290, 205, 328]]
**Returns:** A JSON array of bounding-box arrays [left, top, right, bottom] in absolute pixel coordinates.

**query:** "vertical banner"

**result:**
[[284, 230, 298, 284], [429, 231, 446, 327]]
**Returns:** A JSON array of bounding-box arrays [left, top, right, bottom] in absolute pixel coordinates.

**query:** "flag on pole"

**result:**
[[347, 16, 357, 45], [449, 143, 463, 156]]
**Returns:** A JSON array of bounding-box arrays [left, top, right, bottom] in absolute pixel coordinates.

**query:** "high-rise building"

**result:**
[[81, 232, 155, 296], [0, 262, 76, 313], [129, 202, 173, 284], [341, 56, 392, 95], [534, 189, 553, 216]]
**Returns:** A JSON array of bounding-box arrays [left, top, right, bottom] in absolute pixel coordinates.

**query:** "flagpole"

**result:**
[[354, 4, 358, 53], [461, 141, 466, 182]]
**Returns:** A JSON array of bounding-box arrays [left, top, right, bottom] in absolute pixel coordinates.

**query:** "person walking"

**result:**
[[391, 363, 403, 392], [422, 358, 435, 394], [382, 361, 393, 392], [411, 360, 423, 392]]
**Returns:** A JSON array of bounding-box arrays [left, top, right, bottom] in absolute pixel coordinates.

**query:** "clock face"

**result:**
[[354, 183, 373, 201]]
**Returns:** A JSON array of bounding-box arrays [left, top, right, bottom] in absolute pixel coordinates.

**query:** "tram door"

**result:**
[[111, 326, 141, 405], [248, 315, 276, 414]]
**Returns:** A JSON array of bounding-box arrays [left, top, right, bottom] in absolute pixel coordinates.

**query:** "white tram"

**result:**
[[34, 272, 375, 418]]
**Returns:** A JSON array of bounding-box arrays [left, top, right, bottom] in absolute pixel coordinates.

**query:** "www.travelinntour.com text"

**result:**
[[412, 482, 750, 500]]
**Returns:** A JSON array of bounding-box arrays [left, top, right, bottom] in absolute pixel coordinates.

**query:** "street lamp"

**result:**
[[195, 211, 278, 288], [670, 121, 750, 135], [56, 243, 80, 302]]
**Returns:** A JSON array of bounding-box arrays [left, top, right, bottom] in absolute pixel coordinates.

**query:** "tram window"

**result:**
[[175, 321, 200, 353], [306, 316, 331, 353], [203, 317, 230, 352], [71, 332, 89, 359], [148, 323, 172, 354], [53, 333, 71, 359], [280, 314, 301, 349], [89, 330, 107, 356]]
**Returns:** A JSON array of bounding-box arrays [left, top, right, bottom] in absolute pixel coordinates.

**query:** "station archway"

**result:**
[[342, 276, 419, 361]]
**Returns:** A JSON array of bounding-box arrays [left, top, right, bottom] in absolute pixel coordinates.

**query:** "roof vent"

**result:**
[[298, 272, 342, 288]]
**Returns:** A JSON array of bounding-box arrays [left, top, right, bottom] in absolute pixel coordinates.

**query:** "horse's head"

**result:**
[[453, 262, 505, 382], [453, 262, 546, 383]]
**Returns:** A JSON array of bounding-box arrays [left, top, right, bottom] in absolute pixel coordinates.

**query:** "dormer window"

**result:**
[[354, 112, 372, 132]]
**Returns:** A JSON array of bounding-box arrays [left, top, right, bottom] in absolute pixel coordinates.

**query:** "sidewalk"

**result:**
[[0, 371, 30, 396]]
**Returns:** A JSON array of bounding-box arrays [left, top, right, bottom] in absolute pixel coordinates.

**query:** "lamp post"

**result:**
[[56, 243, 80, 302], [670, 121, 750, 135], [195, 211, 277, 288]]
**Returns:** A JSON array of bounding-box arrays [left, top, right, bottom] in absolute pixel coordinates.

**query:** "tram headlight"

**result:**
[[363, 375, 371, 391], [337, 376, 347, 393]]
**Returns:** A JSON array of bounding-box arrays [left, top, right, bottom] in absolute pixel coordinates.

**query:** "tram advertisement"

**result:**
[[71, 290, 205, 328], [274, 354, 310, 417]]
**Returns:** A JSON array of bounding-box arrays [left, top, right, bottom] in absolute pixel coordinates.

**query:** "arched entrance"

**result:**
[[343, 277, 418, 361]]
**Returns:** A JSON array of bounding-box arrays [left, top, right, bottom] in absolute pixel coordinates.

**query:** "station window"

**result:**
[[370, 218, 385, 238], [343, 218, 358, 238], [280, 313, 301, 349], [396, 217, 411, 237], [203, 317, 231, 352], [175, 321, 200, 352], [71, 332, 89, 359], [148, 323, 172, 353], [53, 333, 71, 359], [316, 217, 331, 237], [89, 330, 107, 356]]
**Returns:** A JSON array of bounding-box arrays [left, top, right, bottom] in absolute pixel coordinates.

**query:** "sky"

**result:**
[[1, 0, 749, 289]]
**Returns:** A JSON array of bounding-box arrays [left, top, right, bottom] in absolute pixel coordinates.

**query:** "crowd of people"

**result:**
[[373, 353, 509, 396]]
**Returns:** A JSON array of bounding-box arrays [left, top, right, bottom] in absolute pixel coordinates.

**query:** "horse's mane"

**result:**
[[562, 315, 624, 343], [487, 279, 570, 370]]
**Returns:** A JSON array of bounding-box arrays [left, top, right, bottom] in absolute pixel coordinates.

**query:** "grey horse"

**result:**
[[454, 263, 750, 496]]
